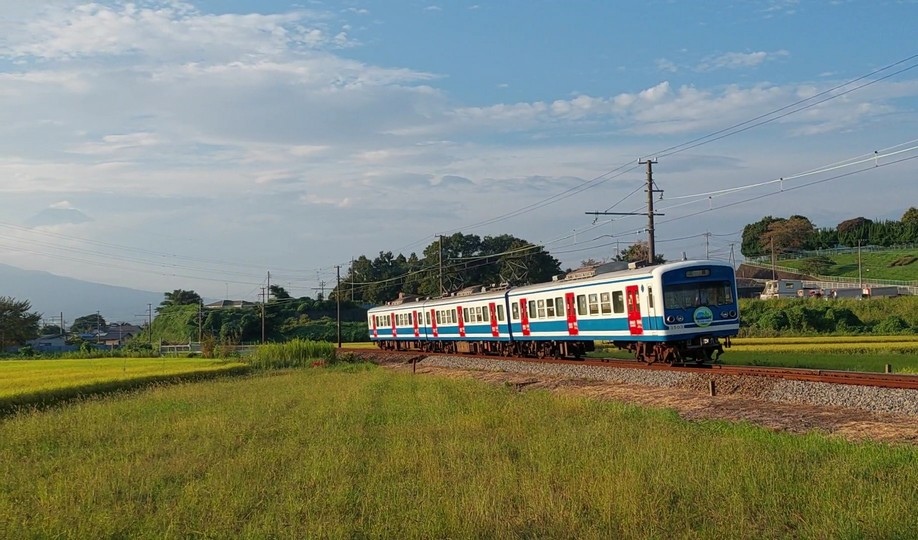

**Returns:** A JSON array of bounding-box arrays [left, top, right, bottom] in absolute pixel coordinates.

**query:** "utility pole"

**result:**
[[704, 232, 712, 260], [312, 281, 327, 300], [350, 258, 355, 302], [770, 237, 776, 280], [147, 304, 152, 348], [438, 234, 445, 295], [198, 301, 203, 343], [260, 287, 266, 344], [336, 265, 342, 348], [585, 159, 663, 265], [729, 243, 736, 269]]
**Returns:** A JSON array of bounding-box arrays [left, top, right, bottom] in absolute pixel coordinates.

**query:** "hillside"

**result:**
[[0, 263, 163, 324], [745, 249, 918, 283]]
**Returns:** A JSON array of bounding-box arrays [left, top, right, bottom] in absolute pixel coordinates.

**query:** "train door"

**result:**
[[390, 312, 397, 337], [519, 299, 531, 336], [371, 315, 378, 338], [412, 310, 420, 338], [626, 286, 643, 335], [430, 309, 438, 338], [645, 285, 657, 331], [564, 292, 579, 336], [457, 306, 466, 337], [488, 302, 500, 337]]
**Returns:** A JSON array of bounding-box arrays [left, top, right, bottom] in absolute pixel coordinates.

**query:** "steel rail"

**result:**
[[341, 348, 918, 391]]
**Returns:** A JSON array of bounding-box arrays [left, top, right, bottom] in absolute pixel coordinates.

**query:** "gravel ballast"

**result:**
[[418, 355, 918, 417]]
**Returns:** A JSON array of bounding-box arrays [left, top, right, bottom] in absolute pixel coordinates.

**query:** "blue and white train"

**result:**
[[367, 260, 739, 364]]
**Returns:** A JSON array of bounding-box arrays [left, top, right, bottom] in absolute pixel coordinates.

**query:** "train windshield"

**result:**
[[664, 281, 734, 309]]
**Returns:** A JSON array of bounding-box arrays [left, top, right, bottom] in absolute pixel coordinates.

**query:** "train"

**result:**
[[367, 260, 739, 364]]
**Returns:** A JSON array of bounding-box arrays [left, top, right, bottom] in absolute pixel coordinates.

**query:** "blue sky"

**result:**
[[0, 0, 916, 306]]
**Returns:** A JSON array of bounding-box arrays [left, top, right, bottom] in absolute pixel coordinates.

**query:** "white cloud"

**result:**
[[696, 50, 789, 72]]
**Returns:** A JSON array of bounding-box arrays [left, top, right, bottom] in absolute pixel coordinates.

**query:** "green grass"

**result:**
[[0, 368, 915, 538], [0, 358, 247, 411], [779, 249, 918, 282], [719, 351, 918, 372]]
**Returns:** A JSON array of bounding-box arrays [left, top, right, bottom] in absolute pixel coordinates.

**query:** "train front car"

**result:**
[[654, 261, 739, 363]]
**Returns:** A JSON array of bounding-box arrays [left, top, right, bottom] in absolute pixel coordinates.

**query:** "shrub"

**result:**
[[873, 316, 911, 335]]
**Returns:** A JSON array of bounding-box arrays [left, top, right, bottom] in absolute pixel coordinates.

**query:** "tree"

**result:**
[[269, 285, 291, 300], [40, 324, 63, 336], [0, 297, 42, 348], [741, 216, 782, 257], [71, 313, 107, 334], [760, 216, 815, 255], [158, 289, 203, 312], [902, 207, 918, 226], [616, 242, 665, 264]]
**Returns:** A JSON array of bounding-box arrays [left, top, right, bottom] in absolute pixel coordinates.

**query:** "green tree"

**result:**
[[71, 313, 106, 334], [617, 241, 665, 264], [741, 216, 782, 257], [0, 297, 42, 347], [902, 207, 918, 226], [158, 289, 203, 312], [269, 285, 291, 300], [40, 324, 63, 336], [760, 216, 815, 256]]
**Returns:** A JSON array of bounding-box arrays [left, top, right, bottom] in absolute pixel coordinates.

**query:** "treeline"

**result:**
[[738, 297, 918, 337], [742, 207, 918, 257], [339, 232, 562, 304], [150, 296, 368, 345]]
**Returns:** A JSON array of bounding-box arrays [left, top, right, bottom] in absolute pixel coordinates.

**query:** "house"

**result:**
[[97, 323, 143, 348], [26, 334, 73, 353]]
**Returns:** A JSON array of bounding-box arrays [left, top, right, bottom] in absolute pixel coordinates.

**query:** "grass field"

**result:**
[[0, 358, 247, 411], [0, 366, 915, 538], [777, 249, 918, 282]]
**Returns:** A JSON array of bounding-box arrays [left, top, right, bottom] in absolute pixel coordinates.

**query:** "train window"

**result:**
[[556, 298, 564, 317], [462, 308, 469, 323], [600, 292, 612, 314], [577, 295, 587, 316], [512, 302, 519, 320], [613, 291, 625, 313], [426, 312, 431, 325], [536, 299, 545, 318], [546, 298, 555, 318], [475, 306, 482, 322], [436, 311, 442, 325], [528, 300, 537, 320], [483, 306, 490, 322], [588, 293, 599, 315], [648, 287, 654, 309], [451, 310, 457, 324], [497, 305, 505, 321]]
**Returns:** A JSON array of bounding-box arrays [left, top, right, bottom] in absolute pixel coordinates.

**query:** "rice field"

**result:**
[[0, 366, 915, 538], [0, 358, 247, 411]]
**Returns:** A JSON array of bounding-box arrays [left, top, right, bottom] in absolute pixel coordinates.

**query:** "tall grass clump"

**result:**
[[247, 339, 337, 369]]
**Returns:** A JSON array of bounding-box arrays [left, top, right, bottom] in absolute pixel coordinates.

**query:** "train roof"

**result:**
[[367, 260, 735, 312]]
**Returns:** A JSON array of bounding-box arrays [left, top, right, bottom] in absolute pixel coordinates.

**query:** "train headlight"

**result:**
[[665, 315, 676, 324], [720, 311, 729, 319], [676, 315, 684, 323], [729, 310, 737, 318]]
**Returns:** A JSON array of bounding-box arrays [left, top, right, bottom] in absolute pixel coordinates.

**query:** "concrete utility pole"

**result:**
[[585, 159, 664, 264], [704, 232, 712, 260], [336, 265, 342, 348], [640, 158, 661, 264], [438, 234, 445, 295], [260, 287, 266, 344]]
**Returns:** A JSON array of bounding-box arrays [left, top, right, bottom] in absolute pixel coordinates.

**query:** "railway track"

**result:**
[[340, 348, 918, 391]]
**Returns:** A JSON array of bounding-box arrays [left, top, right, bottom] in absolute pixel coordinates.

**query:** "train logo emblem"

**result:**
[[693, 306, 713, 327]]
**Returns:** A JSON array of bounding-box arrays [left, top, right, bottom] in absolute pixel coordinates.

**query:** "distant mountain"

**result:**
[[0, 263, 163, 325], [24, 207, 92, 227]]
